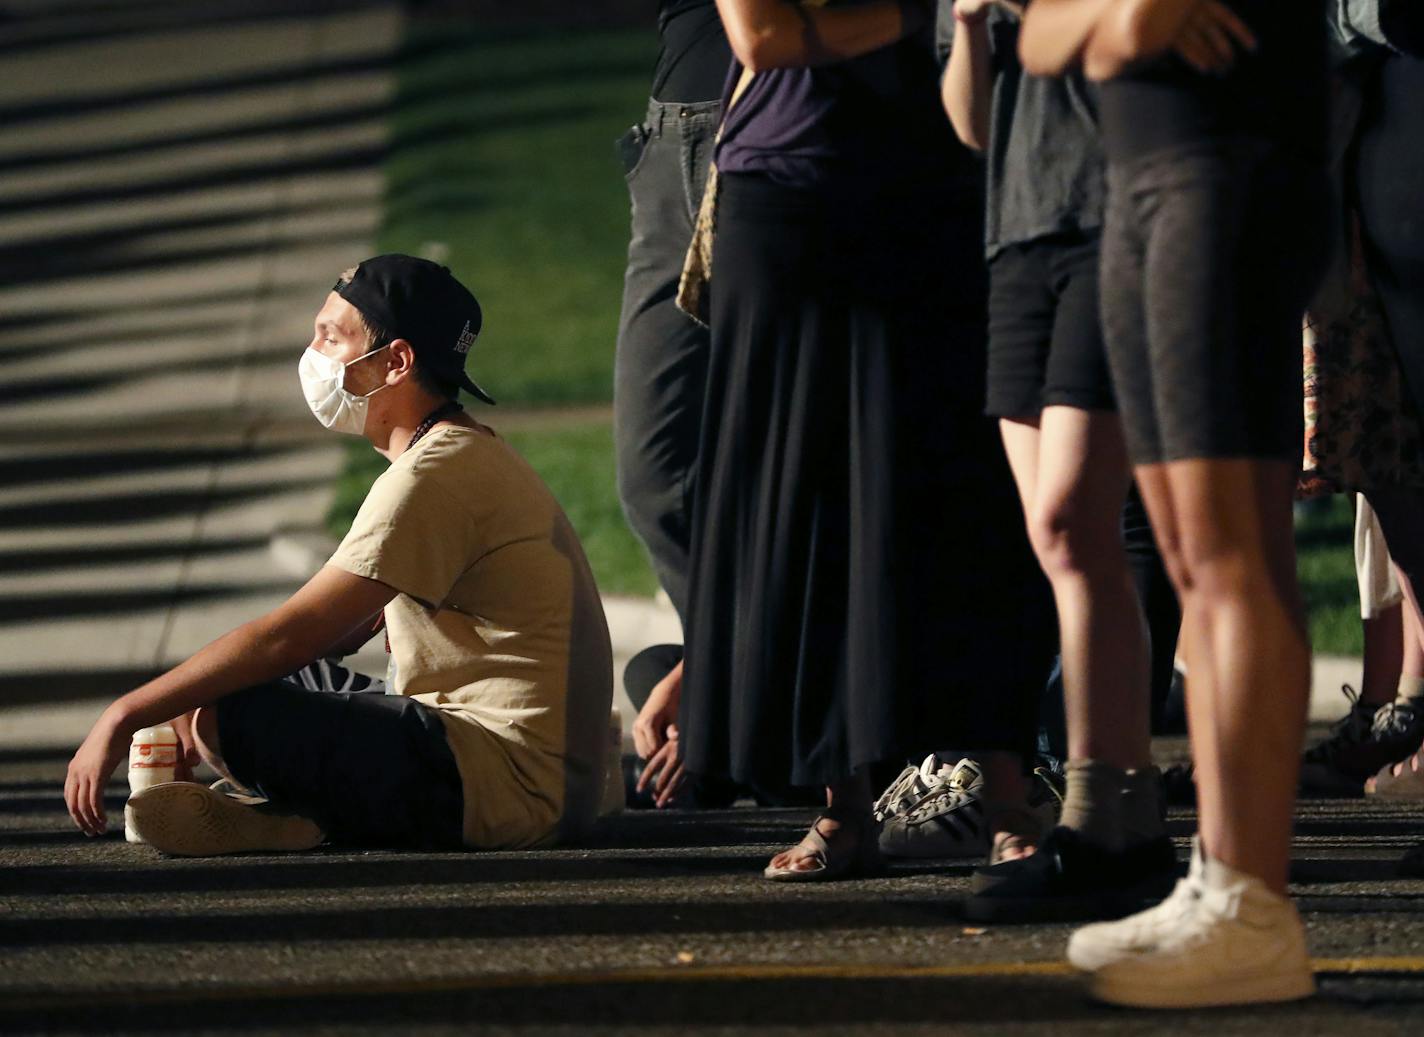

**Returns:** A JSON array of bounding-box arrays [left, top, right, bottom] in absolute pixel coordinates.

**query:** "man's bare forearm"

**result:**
[[716, 0, 927, 71], [99, 566, 396, 737], [102, 615, 328, 736]]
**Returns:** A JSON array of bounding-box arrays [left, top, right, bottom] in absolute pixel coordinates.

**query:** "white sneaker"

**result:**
[[879, 760, 1060, 858], [1069, 841, 1315, 1008], [872, 754, 954, 824], [127, 781, 324, 857], [1067, 839, 1206, 971], [208, 776, 268, 806], [878, 758, 985, 857]]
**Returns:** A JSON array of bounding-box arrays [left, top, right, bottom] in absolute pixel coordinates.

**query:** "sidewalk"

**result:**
[[0, 4, 398, 707]]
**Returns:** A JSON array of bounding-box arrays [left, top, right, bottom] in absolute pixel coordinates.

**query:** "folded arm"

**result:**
[[943, 1, 998, 150], [65, 566, 396, 834], [716, 0, 932, 71], [1021, 0, 1200, 77], [1018, 0, 1120, 75], [1022, 0, 1249, 81], [1079, 0, 1203, 78]]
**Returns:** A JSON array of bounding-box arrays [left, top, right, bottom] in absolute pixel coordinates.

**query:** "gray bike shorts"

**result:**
[[1099, 139, 1328, 465]]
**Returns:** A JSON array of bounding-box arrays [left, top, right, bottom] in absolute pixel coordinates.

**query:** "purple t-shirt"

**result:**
[[716, 32, 953, 192]]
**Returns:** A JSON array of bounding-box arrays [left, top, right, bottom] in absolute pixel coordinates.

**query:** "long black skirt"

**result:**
[[680, 172, 1056, 789]]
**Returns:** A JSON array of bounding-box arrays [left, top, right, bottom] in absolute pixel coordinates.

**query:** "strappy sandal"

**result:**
[[986, 803, 1047, 866], [763, 814, 885, 882], [1366, 749, 1424, 800]]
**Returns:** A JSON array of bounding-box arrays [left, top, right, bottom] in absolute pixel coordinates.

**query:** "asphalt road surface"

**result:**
[[2, 734, 1422, 1035]]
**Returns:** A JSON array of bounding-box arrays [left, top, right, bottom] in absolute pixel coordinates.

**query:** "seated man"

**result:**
[[64, 255, 613, 854]]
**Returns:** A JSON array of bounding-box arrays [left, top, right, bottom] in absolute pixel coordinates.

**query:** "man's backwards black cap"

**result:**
[[334, 254, 496, 405]]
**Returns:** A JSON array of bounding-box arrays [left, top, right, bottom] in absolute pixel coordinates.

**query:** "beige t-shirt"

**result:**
[[328, 426, 613, 850]]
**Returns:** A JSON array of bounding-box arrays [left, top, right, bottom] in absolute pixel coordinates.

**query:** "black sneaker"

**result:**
[[1300, 687, 1423, 797], [963, 825, 1178, 923], [1160, 762, 1197, 807]]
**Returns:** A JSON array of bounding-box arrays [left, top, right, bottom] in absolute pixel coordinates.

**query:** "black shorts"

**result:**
[[216, 678, 465, 848], [1100, 139, 1328, 464], [985, 231, 1115, 419]]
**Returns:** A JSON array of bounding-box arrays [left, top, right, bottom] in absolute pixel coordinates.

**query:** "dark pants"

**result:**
[[215, 661, 464, 849], [613, 98, 720, 622], [1357, 54, 1424, 424]]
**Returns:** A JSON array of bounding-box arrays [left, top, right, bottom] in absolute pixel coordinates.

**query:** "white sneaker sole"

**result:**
[[126, 781, 324, 856], [1087, 965, 1316, 1009]]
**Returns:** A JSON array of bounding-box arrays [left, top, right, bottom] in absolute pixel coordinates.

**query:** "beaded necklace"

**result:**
[[406, 400, 464, 451]]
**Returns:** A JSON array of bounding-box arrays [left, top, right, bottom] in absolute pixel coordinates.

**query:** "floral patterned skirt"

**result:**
[[1300, 216, 1424, 497]]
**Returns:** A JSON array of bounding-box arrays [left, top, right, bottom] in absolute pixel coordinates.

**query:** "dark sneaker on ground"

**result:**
[[127, 781, 325, 856], [1401, 842, 1424, 878], [963, 825, 1178, 923], [1300, 687, 1422, 796], [1160, 762, 1196, 807]]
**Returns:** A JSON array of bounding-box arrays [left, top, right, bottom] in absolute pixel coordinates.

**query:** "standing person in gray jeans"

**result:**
[[613, 4, 729, 797]]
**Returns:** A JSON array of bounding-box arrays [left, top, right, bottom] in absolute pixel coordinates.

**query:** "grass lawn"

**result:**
[[328, 16, 1363, 651], [379, 22, 653, 405], [1296, 494, 1363, 657], [326, 19, 661, 596]]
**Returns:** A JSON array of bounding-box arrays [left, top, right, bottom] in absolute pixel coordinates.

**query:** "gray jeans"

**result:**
[[613, 98, 720, 621]]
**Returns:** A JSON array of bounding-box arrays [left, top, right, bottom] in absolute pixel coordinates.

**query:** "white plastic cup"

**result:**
[[124, 723, 178, 843]]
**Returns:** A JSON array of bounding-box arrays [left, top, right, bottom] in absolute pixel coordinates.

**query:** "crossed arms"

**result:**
[[1018, 0, 1256, 80], [714, 0, 934, 71]]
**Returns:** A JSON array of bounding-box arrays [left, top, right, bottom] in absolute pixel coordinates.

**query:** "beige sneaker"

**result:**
[[1068, 842, 1315, 1009], [126, 781, 324, 856]]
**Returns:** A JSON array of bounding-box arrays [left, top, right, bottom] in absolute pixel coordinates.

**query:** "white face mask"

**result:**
[[298, 345, 390, 436]]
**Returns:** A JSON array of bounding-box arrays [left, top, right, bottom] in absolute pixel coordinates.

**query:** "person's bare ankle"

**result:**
[[987, 803, 1044, 863]]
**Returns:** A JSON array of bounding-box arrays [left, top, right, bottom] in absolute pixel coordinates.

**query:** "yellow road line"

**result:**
[[3, 957, 1422, 1011], [1313, 956, 1424, 974]]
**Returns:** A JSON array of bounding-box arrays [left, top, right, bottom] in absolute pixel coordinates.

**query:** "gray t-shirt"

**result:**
[[936, 2, 1104, 257]]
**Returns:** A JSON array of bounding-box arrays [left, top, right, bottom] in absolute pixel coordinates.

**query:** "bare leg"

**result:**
[[1361, 601, 1404, 707], [1367, 487, 1424, 661], [999, 416, 1043, 512], [979, 749, 1038, 860], [1136, 466, 1222, 808], [1140, 458, 1308, 893], [1403, 586, 1424, 680], [992, 417, 1047, 856], [1031, 407, 1150, 771], [1367, 489, 1424, 707]]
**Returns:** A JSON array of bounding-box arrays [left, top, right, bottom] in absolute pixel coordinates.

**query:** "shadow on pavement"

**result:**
[[0, 0, 406, 712], [6, 971, 1423, 1033]]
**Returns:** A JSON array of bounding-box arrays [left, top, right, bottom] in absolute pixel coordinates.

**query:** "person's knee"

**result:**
[[1174, 533, 1271, 605], [1027, 494, 1122, 582]]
